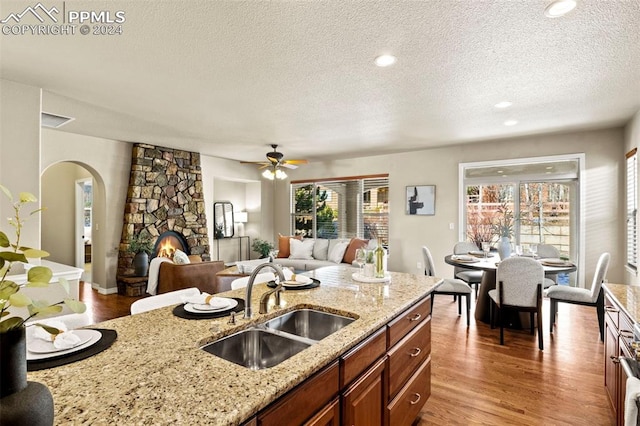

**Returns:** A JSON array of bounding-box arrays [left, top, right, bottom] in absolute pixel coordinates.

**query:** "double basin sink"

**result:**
[[201, 309, 356, 370]]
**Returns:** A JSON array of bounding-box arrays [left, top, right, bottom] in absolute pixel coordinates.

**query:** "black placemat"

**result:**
[[27, 328, 117, 372], [267, 278, 320, 290], [172, 297, 245, 320]]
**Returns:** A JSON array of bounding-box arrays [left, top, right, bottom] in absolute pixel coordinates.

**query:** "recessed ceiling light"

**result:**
[[494, 101, 513, 109], [544, 0, 577, 18], [546, 166, 553, 170], [497, 170, 504, 174], [374, 54, 397, 67], [504, 120, 518, 126]]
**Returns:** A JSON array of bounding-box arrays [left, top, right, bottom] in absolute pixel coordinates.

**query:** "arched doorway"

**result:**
[[40, 161, 107, 291]]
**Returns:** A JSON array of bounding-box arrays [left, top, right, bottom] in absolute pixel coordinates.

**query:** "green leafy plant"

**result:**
[[0, 184, 86, 333], [127, 232, 154, 255], [251, 238, 274, 258]]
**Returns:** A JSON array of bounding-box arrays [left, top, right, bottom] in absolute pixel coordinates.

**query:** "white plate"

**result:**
[[541, 258, 566, 265], [184, 299, 238, 314], [283, 276, 313, 287], [352, 273, 391, 283], [27, 329, 102, 360]]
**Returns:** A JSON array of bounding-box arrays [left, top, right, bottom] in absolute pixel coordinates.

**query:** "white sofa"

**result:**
[[273, 238, 379, 271]]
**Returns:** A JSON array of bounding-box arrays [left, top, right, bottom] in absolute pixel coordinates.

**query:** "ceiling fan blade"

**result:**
[[280, 163, 298, 169], [240, 161, 269, 164], [284, 159, 309, 165]]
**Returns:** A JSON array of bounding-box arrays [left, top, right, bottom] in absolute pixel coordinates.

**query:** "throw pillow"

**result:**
[[289, 238, 315, 259], [277, 234, 303, 258], [173, 249, 190, 265], [328, 240, 350, 263], [343, 238, 369, 264], [313, 238, 330, 261]]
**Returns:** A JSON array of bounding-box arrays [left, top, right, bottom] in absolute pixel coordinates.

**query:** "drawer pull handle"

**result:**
[[409, 313, 421, 322], [605, 307, 618, 313], [611, 355, 621, 364], [409, 393, 421, 405], [409, 348, 421, 357]]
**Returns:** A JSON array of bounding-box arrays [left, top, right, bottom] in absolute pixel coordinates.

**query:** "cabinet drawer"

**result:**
[[340, 327, 386, 388], [259, 361, 339, 426], [387, 296, 431, 348], [304, 397, 340, 426], [386, 357, 431, 426], [387, 317, 431, 399], [605, 294, 619, 329]]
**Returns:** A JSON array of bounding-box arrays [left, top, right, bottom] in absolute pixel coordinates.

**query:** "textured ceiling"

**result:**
[[1, 0, 639, 164]]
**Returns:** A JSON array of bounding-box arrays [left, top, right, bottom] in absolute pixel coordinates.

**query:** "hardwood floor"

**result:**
[[79, 281, 144, 323], [418, 296, 615, 425], [79, 282, 615, 424]]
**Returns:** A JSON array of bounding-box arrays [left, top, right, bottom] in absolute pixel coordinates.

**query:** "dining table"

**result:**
[[444, 254, 577, 325]]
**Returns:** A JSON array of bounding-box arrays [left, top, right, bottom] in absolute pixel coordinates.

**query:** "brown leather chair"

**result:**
[[157, 259, 226, 294]]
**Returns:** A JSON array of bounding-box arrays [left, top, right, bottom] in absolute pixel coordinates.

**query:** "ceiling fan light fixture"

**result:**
[[262, 169, 275, 180], [275, 169, 287, 180], [544, 0, 577, 18]]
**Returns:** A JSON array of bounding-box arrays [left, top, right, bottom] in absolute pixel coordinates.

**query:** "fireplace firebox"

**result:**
[[153, 231, 189, 259]]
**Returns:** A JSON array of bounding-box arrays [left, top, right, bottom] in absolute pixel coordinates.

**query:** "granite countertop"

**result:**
[[604, 283, 640, 323], [28, 265, 442, 425]]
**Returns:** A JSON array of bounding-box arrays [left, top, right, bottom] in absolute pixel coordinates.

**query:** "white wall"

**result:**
[[41, 163, 91, 266], [201, 155, 268, 263], [279, 128, 625, 287], [625, 110, 640, 285], [41, 129, 131, 293], [0, 79, 42, 249]]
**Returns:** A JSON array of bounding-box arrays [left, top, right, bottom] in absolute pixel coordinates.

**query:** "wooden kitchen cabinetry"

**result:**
[[256, 295, 432, 425], [604, 292, 635, 426]]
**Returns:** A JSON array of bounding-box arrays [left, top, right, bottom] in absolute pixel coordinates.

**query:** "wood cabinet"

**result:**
[[342, 357, 387, 426], [604, 292, 635, 426], [255, 295, 432, 425]]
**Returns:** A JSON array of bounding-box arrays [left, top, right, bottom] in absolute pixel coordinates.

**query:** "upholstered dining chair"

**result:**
[[130, 287, 200, 314], [536, 243, 561, 287], [422, 246, 472, 326], [546, 252, 610, 341], [489, 257, 545, 350], [453, 241, 483, 298]]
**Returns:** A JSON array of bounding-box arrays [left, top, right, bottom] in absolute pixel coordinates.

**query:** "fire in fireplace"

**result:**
[[153, 231, 189, 259]]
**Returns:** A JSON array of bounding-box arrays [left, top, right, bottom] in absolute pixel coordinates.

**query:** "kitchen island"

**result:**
[[28, 265, 442, 425]]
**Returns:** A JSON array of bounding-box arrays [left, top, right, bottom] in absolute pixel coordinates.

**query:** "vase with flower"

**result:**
[[0, 185, 86, 425], [492, 203, 515, 260]]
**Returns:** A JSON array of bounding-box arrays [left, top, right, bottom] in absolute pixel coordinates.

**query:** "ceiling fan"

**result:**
[[241, 145, 308, 180]]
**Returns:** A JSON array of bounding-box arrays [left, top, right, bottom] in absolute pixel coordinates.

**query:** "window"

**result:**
[[461, 155, 583, 286], [627, 148, 638, 271], [291, 175, 389, 245]]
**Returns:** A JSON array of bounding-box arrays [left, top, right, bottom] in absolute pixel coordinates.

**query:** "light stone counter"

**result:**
[[28, 265, 442, 425], [604, 283, 640, 323]]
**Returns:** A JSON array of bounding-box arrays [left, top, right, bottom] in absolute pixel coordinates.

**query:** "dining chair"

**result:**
[[130, 287, 200, 314], [422, 246, 472, 326], [489, 257, 545, 350], [546, 252, 610, 341], [453, 241, 483, 298], [536, 243, 561, 287]]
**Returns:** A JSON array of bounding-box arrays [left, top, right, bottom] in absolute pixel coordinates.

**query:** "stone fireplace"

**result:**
[[154, 231, 189, 259], [117, 143, 210, 276]]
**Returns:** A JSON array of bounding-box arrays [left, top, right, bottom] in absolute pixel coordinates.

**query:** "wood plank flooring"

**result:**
[[418, 295, 615, 425], [79, 282, 615, 424]]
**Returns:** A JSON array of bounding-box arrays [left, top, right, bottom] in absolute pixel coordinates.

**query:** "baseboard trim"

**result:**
[[93, 284, 118, 295]]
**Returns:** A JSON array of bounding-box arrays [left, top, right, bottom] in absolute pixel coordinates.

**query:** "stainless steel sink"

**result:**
[[201, 328, 311, 370], [264, 309, 355, 341], [202, 308, 356, 369]]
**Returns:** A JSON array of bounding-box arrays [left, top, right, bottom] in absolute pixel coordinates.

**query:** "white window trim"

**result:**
[[458, 153, 586, 288], [626, 148, 638, 275]]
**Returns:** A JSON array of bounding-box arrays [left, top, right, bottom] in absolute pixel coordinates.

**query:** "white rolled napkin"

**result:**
[[33, 321, 82, 349], [284, 273, 313, 285], [180, 292, 232, 309]]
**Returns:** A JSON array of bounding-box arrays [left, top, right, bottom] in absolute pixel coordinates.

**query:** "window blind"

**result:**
[[627, 148, 638, 270]]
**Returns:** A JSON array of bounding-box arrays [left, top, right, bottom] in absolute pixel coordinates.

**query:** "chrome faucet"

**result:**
[[244, 263, 286, 319]]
